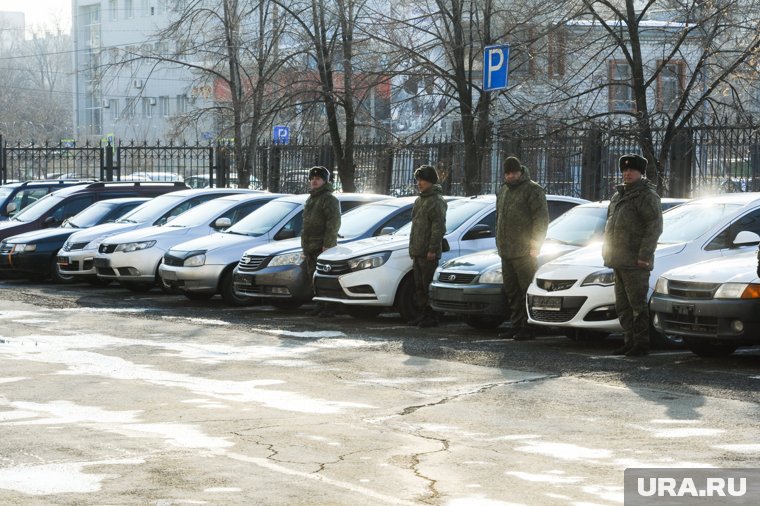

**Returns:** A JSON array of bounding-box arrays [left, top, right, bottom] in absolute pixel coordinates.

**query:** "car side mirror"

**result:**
[[6, 202, 16, 215], [733, 230, 760, 246], [275, 228, 296, 240], [378, 226, 395, 236], [214, 217, 232, 229], [463, 224, 491, 240]]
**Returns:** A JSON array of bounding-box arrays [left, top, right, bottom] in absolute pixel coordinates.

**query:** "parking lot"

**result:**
[[1, 279, 758, 505]]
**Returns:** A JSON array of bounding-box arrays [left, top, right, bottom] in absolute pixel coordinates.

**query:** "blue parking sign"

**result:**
[[483, 44, 510, 92], [273, 125, 290, 145]]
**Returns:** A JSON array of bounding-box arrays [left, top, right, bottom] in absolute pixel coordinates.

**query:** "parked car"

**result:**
[[57, 188, 251, 284], [159, 193, 389, 305], [0, 181, 188, 243], [428, 196, 589, 329], [651, 250, 760, 357], [429, 197, 687, 330], [0, 179, 95, 221], [184, 173, 263, 190], [526, 193, 760, 346], [312, 195, 505, 321], [231, 196, 441, 307], [0, 197, 150, 282], [93, 192, 278, 292]]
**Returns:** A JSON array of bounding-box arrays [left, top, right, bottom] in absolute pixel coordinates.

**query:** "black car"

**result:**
[[0, 181, 188, 242], [0, 197, 150, 282], [0, 179, 95, 221]]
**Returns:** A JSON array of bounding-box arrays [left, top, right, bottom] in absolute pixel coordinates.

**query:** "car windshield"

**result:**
[[659, 202, 743, 244], [225, 200, 299, 236], [395, 199, 491, 236], [0, 187, 13, 201], [10, 193, 63, 222], [338, 203, 398, 239], [65, 201, 118, 228], [545, 206, 607, 246], [116, 194, 184, 223], [163, 198, 235, 227]]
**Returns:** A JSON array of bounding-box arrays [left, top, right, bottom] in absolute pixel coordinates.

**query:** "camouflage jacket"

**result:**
[[495, 168, 549, 259], [301, 182, 341, 254], [408, 184, 447, 258], [602, 179, 663, 270]]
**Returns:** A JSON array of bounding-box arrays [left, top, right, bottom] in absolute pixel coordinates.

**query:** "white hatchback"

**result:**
[[527, 193, 760, 346]]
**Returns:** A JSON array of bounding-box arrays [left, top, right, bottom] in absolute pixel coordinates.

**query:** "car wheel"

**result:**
[[121, 281, 153, 293], [184, 291, 215, 301], [684, 337, 738, 358], [345, 306, 382, 320], [50, 257, 76, 284], [463, 315, 504, 329], [271, 299, 306, 310], [220, 270, 253, 306], [395, 275, 418, 322]]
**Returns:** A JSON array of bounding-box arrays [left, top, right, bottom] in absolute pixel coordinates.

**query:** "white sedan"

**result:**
[[527, 192, 760, 346]]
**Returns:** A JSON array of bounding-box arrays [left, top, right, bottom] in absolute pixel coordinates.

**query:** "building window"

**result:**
[[109, 0, 118, 21], [123, 98, 136, 118], [125, 0, 134, 19], [160, 96, 170, 117], [608, 60, 635, 112], [547, 27, 565, 79], [508, 28, 535, 78], [176, 94, 188, 114], [142, 97, 154, 118], [109, 99, 120, 120], [657, 60, 685, 112]]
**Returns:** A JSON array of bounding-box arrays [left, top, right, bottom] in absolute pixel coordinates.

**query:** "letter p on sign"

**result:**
[[483, 44, 510, 92]]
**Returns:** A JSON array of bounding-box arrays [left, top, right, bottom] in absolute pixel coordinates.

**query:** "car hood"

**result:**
[[67, 222, 141, 243], [536, 241, 590, 265], [241, 237, 302, 257], [662, 251, 759, 284], [319, 234, 409, 260], [168, 231, 269, 263], [440, 248, 500, 271], [102, 224, 198, 245], [544, 241, 687, 268], [4, 227, 76, 243]]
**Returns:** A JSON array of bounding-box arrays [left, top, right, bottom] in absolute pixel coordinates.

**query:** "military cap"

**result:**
[[619, 154, 648, 173], [503, 156, 524, 173], [414, 165, 438, 184], [308, 166, 331, 182]]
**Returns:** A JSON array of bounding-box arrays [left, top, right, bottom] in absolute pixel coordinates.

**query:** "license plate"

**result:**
[[57, 256, 70, 266], [234, 273, 253, 286], [672, 303, 694, 316], [93, 258, 110, 268], [532, 295, 562, 311], [435, 288, 463, 302]]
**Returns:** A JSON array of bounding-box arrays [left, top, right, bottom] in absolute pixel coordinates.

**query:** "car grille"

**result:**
[[433, 300, 488, 311], [660, 312, 719, 337], [62, 242, 88, 252], [314, 276, 346, 298], [536, 278, 576, 292], [99, 244, 117, 254], [163, 253, 184, 267], [237, 255, 268, 272], [667, 280, 719, 299], [316, 260, 351, 275], [529, 296, 587, 323], [437, 271, 477, 284]]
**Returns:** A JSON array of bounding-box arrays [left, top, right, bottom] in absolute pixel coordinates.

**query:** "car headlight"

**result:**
[[348, 251, 391, 271], [183, 253, 206, 267], [114, 240, 156, 253], [654, 277, 669, 295], [581, 269, 615, 287], [269, 251, 305, 267], [479, 267, 503, 284], [714, 282, 760, 299], [11, 243, 36, 252]]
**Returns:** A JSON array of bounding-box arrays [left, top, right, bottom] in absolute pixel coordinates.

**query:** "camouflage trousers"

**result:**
[[304, 250, 320, 294], [501, 255, 537, 330], [412, 256, 438, 312], [613, 268, 651, 348]]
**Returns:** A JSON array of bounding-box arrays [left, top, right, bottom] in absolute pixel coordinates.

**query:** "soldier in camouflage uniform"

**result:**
[[603, 154, 663, 356], [408, 165, 447, 328], [496, 156, 549, 340], [302, 166, 341, 317]]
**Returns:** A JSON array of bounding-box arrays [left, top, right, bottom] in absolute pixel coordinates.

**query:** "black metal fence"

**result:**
[[3, 125, 760, 199]]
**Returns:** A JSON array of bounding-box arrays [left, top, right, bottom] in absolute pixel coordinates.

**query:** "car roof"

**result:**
[[207, 191, 276, 202], [687, 192, 760, 206], [546, 195, 590, 204], [273, 192, 391, 204], [95, 197, 152, 205], [47, 181, 188, 197]]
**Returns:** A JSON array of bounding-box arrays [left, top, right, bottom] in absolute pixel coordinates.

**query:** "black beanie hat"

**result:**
[[619, 154, 647, 174], [308, 166, 331, 182], [414, 165, 438, 184], [503, 156, 523, 173]]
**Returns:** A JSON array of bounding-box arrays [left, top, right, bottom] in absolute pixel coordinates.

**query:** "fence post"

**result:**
[[102, 143, 115, 181], [581, 127, 603, 201], [750, 143, 760, 192], [669, 128, 693, 198], [270, 145, 281, 192], [0, 134, 5, 184], [215, 145, 229, 187]]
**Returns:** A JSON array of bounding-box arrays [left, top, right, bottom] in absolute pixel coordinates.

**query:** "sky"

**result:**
[[0, 0, 72, 35]]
